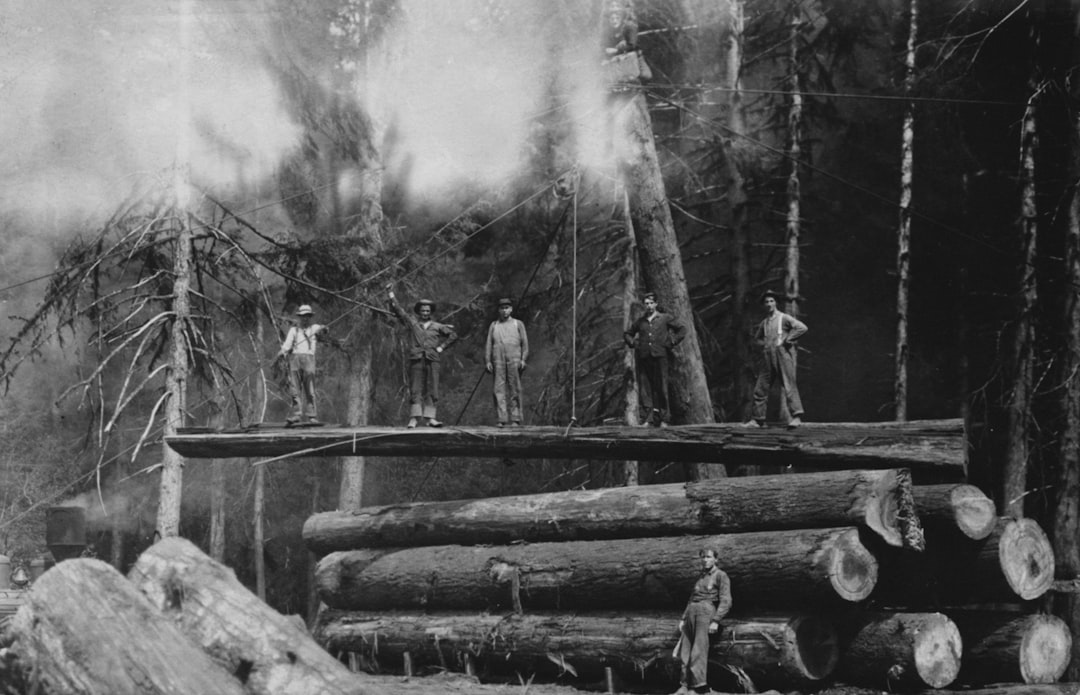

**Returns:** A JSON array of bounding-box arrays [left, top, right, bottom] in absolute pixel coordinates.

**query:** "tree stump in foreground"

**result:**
[[952, 612, 1072, 685], [8, 558, 245, 695], [837, 612, 962, 689], [129, 537, 387, 695]]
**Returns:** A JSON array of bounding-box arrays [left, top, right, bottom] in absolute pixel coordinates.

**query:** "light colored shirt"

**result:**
[[281, 325, 324, 356]]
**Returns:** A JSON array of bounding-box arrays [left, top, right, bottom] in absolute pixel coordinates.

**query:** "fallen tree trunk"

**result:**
[[817, 685, 1080, 695], [314, 610, 838, 688], [952, 612, 1072, 685], [304, 469, 921, 555], [914, 483, 997, 540], [8, 558, 246, 695], [871, 517, 1055, 606], [128, 537, 388, 695], [167, 419, 966, 473], [836, 612, 962, 689], [315, 527, 876, 612]]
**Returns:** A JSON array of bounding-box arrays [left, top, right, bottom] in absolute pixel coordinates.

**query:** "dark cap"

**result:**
[[497, 297, 513, 307], [643, 292, 657, 302], [761, 290, 782, 303], [414, 299, 435, 313]]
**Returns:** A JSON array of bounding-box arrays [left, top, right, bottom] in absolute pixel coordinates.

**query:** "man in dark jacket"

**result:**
[[388, 288, 458, 428], [624, 292, 686, 426]]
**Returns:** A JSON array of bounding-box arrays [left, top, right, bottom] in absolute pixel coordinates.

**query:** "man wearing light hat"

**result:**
[[388, 287, 458, 428], [277, 304, 329, 425], [485, 297, 529, 426]]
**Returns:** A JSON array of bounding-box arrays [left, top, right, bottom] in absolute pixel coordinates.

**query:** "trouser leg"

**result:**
[[636, 357, 654, 417], [286, 359, 304, 420], [406, 360, 423, 414], [778, 346, 803, 416], [679, 603, 713, 689], [297, 354, 317, 419], [651, 355, 670, 423], [493, 358, 509, 423], [751, 351, 778, 422], [422, 361, 439, 419], [506, 356, 523, 422]]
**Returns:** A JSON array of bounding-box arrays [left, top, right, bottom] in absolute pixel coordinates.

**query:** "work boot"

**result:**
[[512, 420, 522, 427], [406, 417, 418, 429], [285, 416, 300, 426], [497, 422, 506, 428], [740, 420, 762, 428], [427, 418, 443, 428], [787, 416, 802, 429]]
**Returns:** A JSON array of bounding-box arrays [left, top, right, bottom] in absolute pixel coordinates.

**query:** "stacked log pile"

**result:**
[[307, 471, 1073, 693]]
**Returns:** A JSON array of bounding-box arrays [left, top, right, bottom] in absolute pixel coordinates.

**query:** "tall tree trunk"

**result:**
[[1005, 89, 1039, 517], [894, 0, 918, 422], [1053, 6, 1080, 675], [157, 0, 193, 539], [210, 462, 226, 560], [726, 0, 753, 423], [254, 463, 266, 600], [622, 190, 640, 485], [784, 2, 803, 318], [339, 341, 372, 510], [613, 74, 719, 481]]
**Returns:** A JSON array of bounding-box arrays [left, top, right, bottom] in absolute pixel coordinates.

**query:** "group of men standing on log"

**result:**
[[276, 286, 807, 429]]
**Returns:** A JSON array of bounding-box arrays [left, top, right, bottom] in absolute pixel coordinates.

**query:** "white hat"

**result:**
[[296, 305, 314, 316]]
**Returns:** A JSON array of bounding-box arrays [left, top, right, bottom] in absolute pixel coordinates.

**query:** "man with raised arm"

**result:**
[[387, 288, 458, 428]]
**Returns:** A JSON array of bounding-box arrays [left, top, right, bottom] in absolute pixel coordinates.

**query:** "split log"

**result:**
[[7, 558, 246, 695], [128, 537, 388, 695], [871, 517, 1055, 607], [167, 419, 966, 473], [314, 610, 838, 688], [951, 612, 1071, 685], [817, 685, 1080, 695], [304, 468, 921, 555], [836, 612, 962, 689], [315, 527, 876, 612], [914, 484, 997, 540]]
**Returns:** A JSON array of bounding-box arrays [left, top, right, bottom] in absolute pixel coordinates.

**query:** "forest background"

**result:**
[[0, 0, 1076, 640]]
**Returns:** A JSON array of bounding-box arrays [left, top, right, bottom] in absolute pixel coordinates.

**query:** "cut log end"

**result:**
[[830, 530, 878, 601], [1020, 615, 1072, 684], [791, 615, 840, 681], [1000, 518, 1055, 600], [952, 485, 997, 540], [914, 616, 963, 688]]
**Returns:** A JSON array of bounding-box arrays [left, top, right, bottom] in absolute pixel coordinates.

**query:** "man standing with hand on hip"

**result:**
[[277, 304, 329, 426], [747, 289, 808, 428], [624, 291, 686, 427], [486, 297, 529, 427]]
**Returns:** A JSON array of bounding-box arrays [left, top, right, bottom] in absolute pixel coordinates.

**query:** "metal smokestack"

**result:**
[[45, 506, 86, 562]]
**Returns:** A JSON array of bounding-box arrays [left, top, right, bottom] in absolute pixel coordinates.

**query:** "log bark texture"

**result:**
[[304, 468, 920, 555], [313, 611, 838, 688], [315, 527, 876, 612], [817, 685, 1080, 695], [914, 483, 997, 540], [168, 419, 966, 473], [952, 612, 1071, 685], [8, 558, 246, 695], [871, 517, 1055, 606], [836, 612, 962, 689], [128, 537, 388, 695]]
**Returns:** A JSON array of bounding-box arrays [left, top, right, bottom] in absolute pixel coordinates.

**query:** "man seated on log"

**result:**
[[676, 546, 732, 694], [276, 304, 331, 426], [387, 287, 458, 428], [624, 291, 686, 427], [744, 289, 808, 429], [485, 297, 529, 427], [603, 0, 639, 57]]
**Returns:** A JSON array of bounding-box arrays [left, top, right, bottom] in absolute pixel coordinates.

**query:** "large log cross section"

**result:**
[[167, 419, 965, 473]]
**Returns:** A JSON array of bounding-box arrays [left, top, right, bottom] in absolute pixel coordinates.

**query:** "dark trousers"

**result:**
[[287, 353, 317, 420], [636, 354, 670, 423], [751, 345, 803, 422], [409, 358, 440, 418], [679, 601, 714, 688]]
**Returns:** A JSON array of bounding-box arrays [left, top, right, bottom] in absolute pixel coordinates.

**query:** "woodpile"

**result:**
[[308, 466, 1073, 693]]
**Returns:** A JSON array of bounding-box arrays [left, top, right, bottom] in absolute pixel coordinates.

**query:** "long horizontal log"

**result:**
[[128, 537, 389, 695], [166, 419, 965, 472], [951, 612, 1072, 685], [871, 517, 1056, 607], [313, 610, 838, 688], [914, 483, 997, 540], [817, 686, 1080, 695], [8, 558, 246, 695], [315, 527, 876, 612], [304, 468, 921, 555], [836, 612, 962, 689]]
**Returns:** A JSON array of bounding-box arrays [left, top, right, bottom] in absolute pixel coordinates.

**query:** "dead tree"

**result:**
[[894, 0, 919, 422]]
